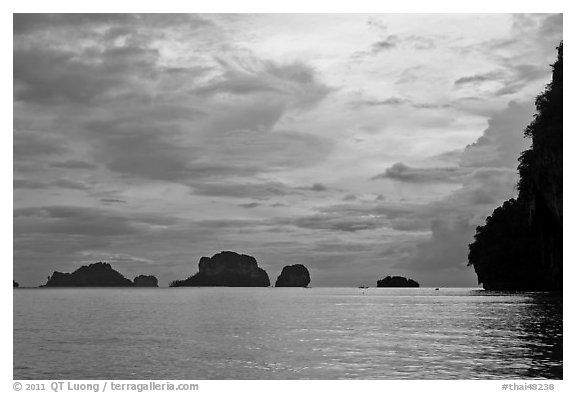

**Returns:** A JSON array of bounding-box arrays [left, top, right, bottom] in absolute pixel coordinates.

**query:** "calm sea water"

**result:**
[[13, 288, 562, 380]]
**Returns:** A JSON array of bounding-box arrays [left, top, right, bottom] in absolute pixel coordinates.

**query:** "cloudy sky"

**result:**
[[13, 13, 562, 287]]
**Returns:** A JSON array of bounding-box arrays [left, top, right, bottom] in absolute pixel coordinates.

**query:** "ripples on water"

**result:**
[[13, 288, 562, 379]]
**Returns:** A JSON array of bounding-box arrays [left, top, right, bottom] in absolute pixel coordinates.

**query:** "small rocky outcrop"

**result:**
[[42, 262, 134, 287], [13, 280, 19, 288], [377, 276, 419, 288], [275, 264, 311, 287], [133, 275, 158, 287], [170, 251, 270, 287]]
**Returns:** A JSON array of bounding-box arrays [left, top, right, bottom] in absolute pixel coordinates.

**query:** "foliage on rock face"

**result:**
[[517, 43, 563, 205], [468, 43, 562, 291]]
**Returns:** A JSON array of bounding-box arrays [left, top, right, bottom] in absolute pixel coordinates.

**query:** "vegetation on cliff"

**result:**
[[468, 43, 562, 291]]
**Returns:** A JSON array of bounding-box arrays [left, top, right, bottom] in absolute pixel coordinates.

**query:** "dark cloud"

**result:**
[[14, 206, 141, 237], [191, 178, 335, 200], [454, 71, 506, 85], [14, 179, 91, 191], [191, 181, 294, 200], [195, 56, 332, 109], [101, 198, 127, 204], [64, 54, 333, 186], [14, 39, 208, 108], [86, 120, 198, 182], [493, 64, 551, 96], [191, 218, 269, 229], [14, 205, 179, 237], [14, 13, 213, 35], [13, 45, 159, 106], [50, 160, 97, 170], [294, 183, 329, 193], [411, 102, 452, 110], [86, 117, 301, 185], [14, 17, 334, 193], [351, 35, 400, 60], [310, 183, 328, 192], [372, 162, 470, 183], [238, 202, 261, 209], [14, 14, 132, 34], [277, 213, 387, 233], [453, 64, 549, 96], [371, 35, 400, 52], [14, 132, 67, 158], [357, 97, 408, 107], [353, 94, 451, 110]]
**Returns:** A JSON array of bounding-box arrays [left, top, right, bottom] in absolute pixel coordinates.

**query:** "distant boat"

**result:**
[[434, 288, 439, 291], [358, 286, 369, 289]]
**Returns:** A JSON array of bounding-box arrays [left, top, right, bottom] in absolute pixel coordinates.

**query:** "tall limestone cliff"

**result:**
[[468, 43, 562, 291]]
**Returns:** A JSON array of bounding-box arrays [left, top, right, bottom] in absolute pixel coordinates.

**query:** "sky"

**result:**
[[13, 13, 563, 287]]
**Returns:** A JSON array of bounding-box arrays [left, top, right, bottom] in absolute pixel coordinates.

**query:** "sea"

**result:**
[[13, 287, 562, 380]]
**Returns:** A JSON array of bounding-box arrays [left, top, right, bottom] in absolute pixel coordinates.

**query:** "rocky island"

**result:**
[[42, 262, 158, 287], [377, 276, 420, 288], [170, 251, 270, 287], [468, 43, 562, 291], [275, 264, 311, 287], [133, 275, 159, 287]]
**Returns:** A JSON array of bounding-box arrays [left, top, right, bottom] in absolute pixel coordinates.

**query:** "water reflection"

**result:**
[[470, 291, 562, 379], [14, 288, 563, 379]]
